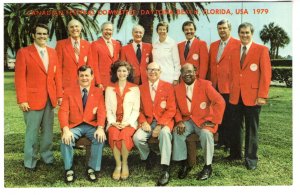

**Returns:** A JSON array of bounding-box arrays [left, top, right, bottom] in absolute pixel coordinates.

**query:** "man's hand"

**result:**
[[152, 125, 162, 138], [176, 121, 186, 135], [94, 126, 106, 143], [173, 80, 179, 86], [200, 121, 215, 129], [61, 127, 74, 145], [141, 122, 151, 132], [112, 122, 123, 129], [19, 102, 30, 112], [256, 97, 267, 106], [96, 84, 104, 90], [57, 98, 63, 106]]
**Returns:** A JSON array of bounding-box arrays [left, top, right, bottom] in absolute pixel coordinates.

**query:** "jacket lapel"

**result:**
[[178, 82, 190, 113], [74, 86, 83, 114], [66, 38, 77, 64], [242, 43, 256, 70], [28, 45, 47, 74], [130, 44, 140, 65], [190, 81, 199, 113]]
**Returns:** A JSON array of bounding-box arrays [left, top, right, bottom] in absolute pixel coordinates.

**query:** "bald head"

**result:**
[[68, 19, 82, 39]]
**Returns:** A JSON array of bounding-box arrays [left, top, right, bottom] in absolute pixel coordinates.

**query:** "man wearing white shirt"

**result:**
[[152, 21, 180, 85]]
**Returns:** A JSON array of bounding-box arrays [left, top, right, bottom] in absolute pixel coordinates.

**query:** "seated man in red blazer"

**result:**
[[58, 65, 106, 183], [173, 63, 225, 180], [133, 62, 176, 186], [228, 22, 271, 170]]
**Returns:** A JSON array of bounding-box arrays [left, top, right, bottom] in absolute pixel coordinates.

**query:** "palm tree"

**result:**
[[90, 2, 209, 43], [260, 22, 290, 59]]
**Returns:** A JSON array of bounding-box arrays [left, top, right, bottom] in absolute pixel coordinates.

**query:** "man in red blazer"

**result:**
[[133, 62, 176, 186], [120, 24, 152, 85], [15, 23, 63, 171], [173, 63, 225, 180], [228, 22, 271, 170], [59, 65, 106, 183], [91, 21, 121, 88], [208, 19, 240, 150], [178, 21, 209, 79], [56, 19, 96, 90]]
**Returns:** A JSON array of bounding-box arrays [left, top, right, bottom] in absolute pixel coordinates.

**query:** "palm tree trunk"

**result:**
[[139, 3, 154, 43]]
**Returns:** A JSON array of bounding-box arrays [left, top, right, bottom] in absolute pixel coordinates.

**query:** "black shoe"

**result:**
[[86, 167, 98, 182], [156, 171, 170, 186], [224, 155, 242, 161], [196, 165, 212, 180], [245, 164, 257, 170], [146, 151, 156, 170], [178, 165, 192, 179], [24, 166, 36, 172], [64, 169, 75, 183]]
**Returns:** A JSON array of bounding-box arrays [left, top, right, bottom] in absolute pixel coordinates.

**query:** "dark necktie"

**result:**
[[136, 43, 141, 64], [184, 40, 190, 60], [240, 46, 247, 67], [82, 88, 88, 110]]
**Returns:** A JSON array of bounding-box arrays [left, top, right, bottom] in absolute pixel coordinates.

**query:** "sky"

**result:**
[[42, 1, 293, 58]]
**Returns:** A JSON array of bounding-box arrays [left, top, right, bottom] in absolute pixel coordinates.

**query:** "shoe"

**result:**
[[178, 165, 192, 179], [146, 151, 156, 170], [64, 169, 75, 183], [24, 166, 36, 172], [121, 164, 129, 180], [112, 167, 121, 181], [196, 165, 212, 180], [224, 155, 242, 161], [86, 167, 97, 182], [156, 171, 170, 186], [245, 164, 257, 170]]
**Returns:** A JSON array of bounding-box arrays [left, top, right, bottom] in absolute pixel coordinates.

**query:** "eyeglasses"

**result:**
[[147, 68, 160, 72]]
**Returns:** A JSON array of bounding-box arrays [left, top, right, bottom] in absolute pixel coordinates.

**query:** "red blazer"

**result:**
[[58, 85, 106, 129], [138, 80, 176, 131], [174, 79, 225, 133], [15, 44, 63, 110], [55, 38, 94, 90], [229, 42, 272, 106], [91, 37, 121, 88], [120, 42, 152, 85], [178, 38, 209, 79], [208, 37, 240, 94]]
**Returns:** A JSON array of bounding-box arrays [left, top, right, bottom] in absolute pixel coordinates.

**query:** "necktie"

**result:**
[[136, 43, 141, 64], [40, 49, 48, 72], [74, 40, 80, 63], [216, 41, 225, 62], [186, 85, 192, 112], [184, 40, 190, 60], [107, 41, 114, 57], [82, 88, 88, 110], [240, 46, 247, 67], [150, 84, 156, 102]]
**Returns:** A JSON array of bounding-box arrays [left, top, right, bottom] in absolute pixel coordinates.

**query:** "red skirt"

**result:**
[[108, 126, 136, 151]]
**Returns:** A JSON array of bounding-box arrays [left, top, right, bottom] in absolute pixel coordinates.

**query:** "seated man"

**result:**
[[172, 63, 225, 180], [133, 62, 176, 186], [58, 65, 106, 183]]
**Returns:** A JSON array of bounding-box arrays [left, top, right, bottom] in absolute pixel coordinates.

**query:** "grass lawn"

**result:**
[[3, 72, 292, 187]]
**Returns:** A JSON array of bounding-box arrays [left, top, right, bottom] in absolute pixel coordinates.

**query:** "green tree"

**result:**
[[91, 2, 209, 43], [260, 22, 290, 59]]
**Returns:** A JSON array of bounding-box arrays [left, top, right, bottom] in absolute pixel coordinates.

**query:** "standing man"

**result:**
[[91, 21, 121, 88], [56, 19, 96, 90], [121, 24, 152, 85], [228, 22, 271, 170], [178, 21, 209, 79], [59, 65, 106, 183], [133, 62, 176, 186], [208, 19, 240, 150], [15, 23, 63, 171], [172, 63, 225, 180]]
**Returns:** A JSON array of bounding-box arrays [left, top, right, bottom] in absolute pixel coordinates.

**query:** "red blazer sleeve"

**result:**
[[58, 91, 70, 129], [205, 83, 225, 124], [53, 50, 63, 98], [258, 46, 272, 99], [90, 42, 102, 86], [199, 41, 209, 79], [174, 99, 183, 123], [138, 97, 147, 124], [97, 88, 106, 127], [15, 48, 27, 103]]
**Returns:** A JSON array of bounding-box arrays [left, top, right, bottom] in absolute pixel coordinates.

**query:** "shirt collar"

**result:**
[[155, 36, 170, 44], [241, 41, 253, 51], [71, 37, 80, 46], [80, 86, 91, 94], [186, 37, 195, 45], [149, 79, 159, 89], [185, 80, 195, 90], [34, 42, 47, 52]]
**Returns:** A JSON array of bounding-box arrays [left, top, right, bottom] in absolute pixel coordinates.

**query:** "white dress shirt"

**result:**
[[152, 36, 180, 84], [185, 81, 195, 112], [240, 41, 252, 59], [34, 42, 49, 72], [149, 79, 159, 102]]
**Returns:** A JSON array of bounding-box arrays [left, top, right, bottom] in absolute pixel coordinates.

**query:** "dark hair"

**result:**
[[156, 21, 169, 32], [238, 22, 254, 34], [182, 21, 197, 31], [32, 23, 49, 34], [77, 65, 93, 75], [110, 61, 134, 83]]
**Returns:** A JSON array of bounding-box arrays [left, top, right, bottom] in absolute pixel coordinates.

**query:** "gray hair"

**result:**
[[238, 22, 254, 34], [101, 21, 113, 32], [132, 24, 145, 33], [68, 19, 82, 29], [217, 19, 231, 30]]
